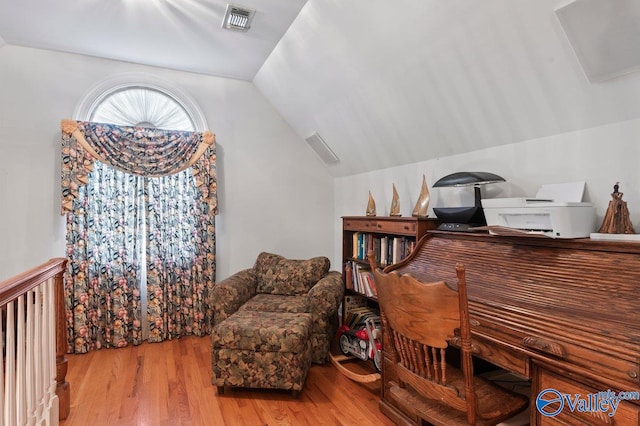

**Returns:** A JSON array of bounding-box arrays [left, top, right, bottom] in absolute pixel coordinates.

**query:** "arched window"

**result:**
[[90, 86, 194, 131], [65, 75, 216, 352], [74, 72, 208, 131]]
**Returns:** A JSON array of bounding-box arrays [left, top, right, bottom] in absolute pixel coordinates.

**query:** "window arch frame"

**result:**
[[73, 72, 208, 131]]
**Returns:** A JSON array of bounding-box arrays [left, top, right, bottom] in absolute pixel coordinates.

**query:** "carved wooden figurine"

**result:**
[[598, 182, 635, 234]]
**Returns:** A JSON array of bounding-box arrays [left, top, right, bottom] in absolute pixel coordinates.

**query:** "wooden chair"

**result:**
[[368, 253, 528, 426]]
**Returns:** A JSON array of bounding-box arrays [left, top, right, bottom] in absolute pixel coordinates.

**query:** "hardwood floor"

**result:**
[[60, 336, 394, 426]]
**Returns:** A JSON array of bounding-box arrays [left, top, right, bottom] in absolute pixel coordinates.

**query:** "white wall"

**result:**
[[256, 0, 640, 178], [4, 43, 638, 283], [0, 45, 335, 282], [333, 118, 640, 267]]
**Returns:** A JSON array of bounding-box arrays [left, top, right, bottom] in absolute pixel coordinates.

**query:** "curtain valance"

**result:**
[[61, 119, 218, 215]]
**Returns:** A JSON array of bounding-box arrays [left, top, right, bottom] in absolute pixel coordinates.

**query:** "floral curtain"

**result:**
[[146, 171, 216, 342], [61, 119, 217, 214], [65, 162, 145, 351], [61, 120, 217, 353]]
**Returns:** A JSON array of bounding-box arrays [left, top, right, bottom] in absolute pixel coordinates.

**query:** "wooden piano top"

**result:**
[[388, 231, 640, 390]]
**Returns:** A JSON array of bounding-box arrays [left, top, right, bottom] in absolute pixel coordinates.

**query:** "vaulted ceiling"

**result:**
[[0, 0, 306, 80], [2, 0, 640, 177]]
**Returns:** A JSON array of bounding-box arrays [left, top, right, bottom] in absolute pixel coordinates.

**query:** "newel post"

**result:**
[[55, 268, 70, 419]]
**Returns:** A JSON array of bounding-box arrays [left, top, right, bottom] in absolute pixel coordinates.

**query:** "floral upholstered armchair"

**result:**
[[210, 252, 344, 395]]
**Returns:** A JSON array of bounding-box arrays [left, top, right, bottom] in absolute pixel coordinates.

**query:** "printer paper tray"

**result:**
[[471, 225, 553, 238]]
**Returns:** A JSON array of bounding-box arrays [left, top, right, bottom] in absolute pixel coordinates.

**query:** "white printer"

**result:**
[[481, 182, 596, 239]]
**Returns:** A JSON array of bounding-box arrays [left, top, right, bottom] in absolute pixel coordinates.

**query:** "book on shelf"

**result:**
[[345, 262, 354, 290], [350, 231, 417, 265], [366, 273, 378, 297], [343, 294, 368, 318], [345, 306, 380, 329], [352, 233, 359, 258], [372, 237, 380, 262], [348, 261, 377, 298], [380, 237, 388, 265], [350, 261, 364, 294], [392, 237, 402, 264]]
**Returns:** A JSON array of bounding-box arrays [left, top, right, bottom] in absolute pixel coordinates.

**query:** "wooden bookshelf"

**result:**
[[332, 216, 439, 383], [342, 216, 439, 301]]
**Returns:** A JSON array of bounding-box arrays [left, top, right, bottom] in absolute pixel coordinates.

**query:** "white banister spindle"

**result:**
[[27, 290, 36, 426], [45, 278, 60, 425], [34, 287, 43, 425], [33, 284, 44, 426], [4, 301, 16, 426], [18, 294, 28, 426], [0, 311, 4, 426], [42, 278, 59, 424]]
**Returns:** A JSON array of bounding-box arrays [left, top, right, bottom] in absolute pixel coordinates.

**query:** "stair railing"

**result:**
[[0, 258, 69, 425]]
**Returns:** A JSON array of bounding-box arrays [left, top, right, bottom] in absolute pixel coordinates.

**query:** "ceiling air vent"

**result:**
[[222, 4, 255, 32], [305, 132, 340, 165]]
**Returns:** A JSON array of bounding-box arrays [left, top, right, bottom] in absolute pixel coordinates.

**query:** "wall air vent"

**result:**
[[305, 132, 340, 165], [222, 4, 256, 32]]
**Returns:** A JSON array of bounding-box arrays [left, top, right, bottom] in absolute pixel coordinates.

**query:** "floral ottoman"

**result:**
[[211, 309, 313, 397]]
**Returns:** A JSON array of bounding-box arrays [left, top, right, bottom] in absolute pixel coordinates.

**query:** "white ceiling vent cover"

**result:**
[[305, 132, 339, 165], [222, 4, 256, 32], [556, 0, 640, 82]]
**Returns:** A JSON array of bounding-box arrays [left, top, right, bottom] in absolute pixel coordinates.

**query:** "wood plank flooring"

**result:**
[[60, 335, 394, 426]]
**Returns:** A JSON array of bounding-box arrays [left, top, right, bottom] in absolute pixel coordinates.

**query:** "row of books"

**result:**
[[344, 304, 380, 330], [343, 294, 368, 316], [350, 232, 415, 266], [345, 261, 377, 298]]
